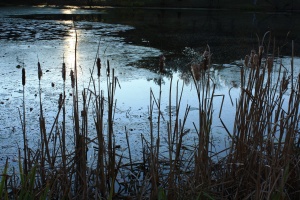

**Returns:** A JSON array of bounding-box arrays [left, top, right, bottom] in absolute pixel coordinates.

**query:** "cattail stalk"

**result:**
[[38, 61, 43, 117], [72, 23, 85, 195], [62, 62, 66, 170], [22, 67, 27, 175], [37, 61, 46, 183]]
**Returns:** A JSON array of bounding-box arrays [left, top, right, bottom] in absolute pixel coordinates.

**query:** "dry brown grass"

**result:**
[[1, 38, 300, 199]]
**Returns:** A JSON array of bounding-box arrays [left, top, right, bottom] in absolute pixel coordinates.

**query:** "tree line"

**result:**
[[1, 0, 298, 11]]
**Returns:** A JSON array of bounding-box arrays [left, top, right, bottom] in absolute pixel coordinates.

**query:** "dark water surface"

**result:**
[[106, 8, 300, 62], [0, 6, 299, 167], [3, 6, 300, 62]]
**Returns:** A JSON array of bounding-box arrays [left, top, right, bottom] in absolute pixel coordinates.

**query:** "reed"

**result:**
[[21, 67, 28, 176], [1, 35, 300, 199], [216, 40, 300, 199], [61, 60, 66, 170]]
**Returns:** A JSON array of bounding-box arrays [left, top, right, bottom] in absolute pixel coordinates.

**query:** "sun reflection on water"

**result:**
[[61, 8, 77, 15], [62, 27, 79, 80]]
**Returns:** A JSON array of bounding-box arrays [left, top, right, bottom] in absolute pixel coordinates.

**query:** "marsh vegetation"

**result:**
[[0, 5, 300, 200], [1, 31, 300, 199]]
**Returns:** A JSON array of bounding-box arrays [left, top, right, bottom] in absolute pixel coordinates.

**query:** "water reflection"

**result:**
[[63, 26, 77, 75], [61, 8, 77, 15]]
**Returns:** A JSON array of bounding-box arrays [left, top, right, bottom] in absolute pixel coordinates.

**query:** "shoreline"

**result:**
[[1, 3, 300, 13]]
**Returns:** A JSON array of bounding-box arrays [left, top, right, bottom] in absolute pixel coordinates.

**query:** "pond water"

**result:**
[[0, 6, 300, 168]]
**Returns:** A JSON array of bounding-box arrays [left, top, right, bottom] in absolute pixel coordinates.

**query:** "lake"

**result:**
[[0, 5, 299, 168]]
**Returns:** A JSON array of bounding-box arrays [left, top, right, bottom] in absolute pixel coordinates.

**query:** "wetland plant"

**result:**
[[1, 40, 300, 199]]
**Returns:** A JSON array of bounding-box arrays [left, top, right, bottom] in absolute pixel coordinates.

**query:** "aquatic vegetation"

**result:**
[[1, 38, 300, 199]]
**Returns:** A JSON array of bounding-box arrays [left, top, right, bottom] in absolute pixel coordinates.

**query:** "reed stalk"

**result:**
[[3, 36, 300, 199], [95, 89, 106, 197], [21, 67, 28, 175], [62, 61, 66, 169], [37, 61, 47, 184]]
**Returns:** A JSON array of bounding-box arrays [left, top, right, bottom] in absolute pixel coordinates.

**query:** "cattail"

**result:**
[[202, 59, 208, 70], [267, 57, 273, 74], [231, 81, 238, 88], [281, 77, 289, 92], [202, 50, 210, 70], [22, 68, 26, 86], [250, 49, 256, 64], [202, 50, 210, 59], [58, 93, 63, 109], [62, 62, 66, 81], [258, 46, 264, 67], [253, 54, 259, 67], [38, 62, 42, 80], [191, 63, 201, 81], [244, 55, 250, 67], [70, 70, 75, 88], [97, 57, 101, 77], [258, 45, 264, 57], [280, 71, 289, 92], [159, 54, 165, 73], [106, 60, 110, 76]]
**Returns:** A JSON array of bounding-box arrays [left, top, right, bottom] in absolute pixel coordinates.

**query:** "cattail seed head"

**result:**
[[22, 68, 26, 86], [58, 93, 63, 109], [250, 49, 256, 64], [231, 81, 238, 88], [191, 63, 201, 81], [97, 57, 101, 77], [267, 57, 273, 74], [70, 70, 75, 88], [203, 58, 208, 70], [281, 77, 289, 92], [259, 45, 264, 57], [62, 63, 66, 81], [38, 62, 42, 80], [253, 54, 259, 67], [106, 60, 110, 76], [281, 71, 289, 92], [202, 50, 210, 70], [244, 55, 250, 67], [202, 50, 210, 59], [159, 54, 165, 72]]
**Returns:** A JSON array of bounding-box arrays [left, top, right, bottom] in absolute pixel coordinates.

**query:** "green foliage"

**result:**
[[158, 187, 167, 200], [0, 159, 9, 200], [18, 161, 38, 200]]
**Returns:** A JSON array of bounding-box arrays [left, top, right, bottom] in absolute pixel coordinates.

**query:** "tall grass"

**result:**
[[1, 37, 300, 199]]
